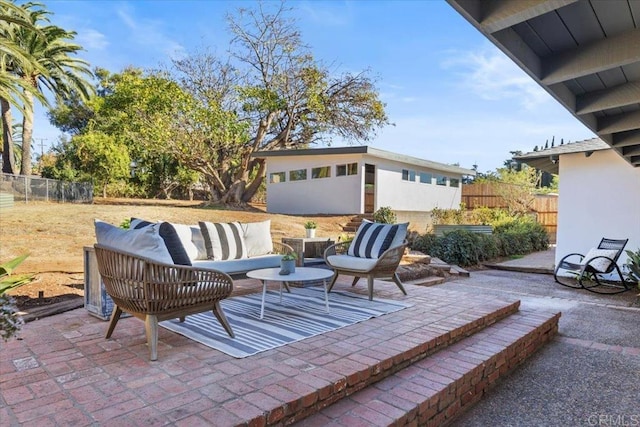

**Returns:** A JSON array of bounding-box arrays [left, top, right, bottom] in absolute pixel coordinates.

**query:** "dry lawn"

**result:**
[[0, 198, 354, 301]]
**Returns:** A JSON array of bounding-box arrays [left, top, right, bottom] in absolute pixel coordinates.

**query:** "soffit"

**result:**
[[447, 0, 640, 168]]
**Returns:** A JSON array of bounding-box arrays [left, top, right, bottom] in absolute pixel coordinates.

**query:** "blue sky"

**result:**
[[33, 0, 596, 173]]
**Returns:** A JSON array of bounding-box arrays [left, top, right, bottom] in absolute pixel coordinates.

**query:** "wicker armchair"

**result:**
[[94, 244, 235, 361], [324, 240, 408, 301]]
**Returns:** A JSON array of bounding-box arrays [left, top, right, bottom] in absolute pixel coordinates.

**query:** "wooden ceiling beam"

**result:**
[[598, 110, 640, 134], [576, 81, 640, 114], [541, 28, 640, 85], [480, 0, 578, 33], [612, 130, 640, 148], [622, 145, 640, 157]]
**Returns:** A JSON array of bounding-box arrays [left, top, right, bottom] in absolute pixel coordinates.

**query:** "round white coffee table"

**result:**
[[246, 267, 334, 319]]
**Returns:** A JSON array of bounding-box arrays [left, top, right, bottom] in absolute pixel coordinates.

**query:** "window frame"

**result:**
[[289, 169, 307, 181], [311, 166, 331, 179], [269, 172, 286, 183]]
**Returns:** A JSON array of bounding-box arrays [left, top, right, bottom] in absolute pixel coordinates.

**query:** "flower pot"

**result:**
[[305, 228, 316, 238], [280, 259, 296, 275]]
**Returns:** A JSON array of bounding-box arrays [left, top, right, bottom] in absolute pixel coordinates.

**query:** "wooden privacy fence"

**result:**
[[462, 183, 558, 243]]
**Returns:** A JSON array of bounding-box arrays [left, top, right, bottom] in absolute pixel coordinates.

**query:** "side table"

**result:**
[[281, 237, 335, 266]]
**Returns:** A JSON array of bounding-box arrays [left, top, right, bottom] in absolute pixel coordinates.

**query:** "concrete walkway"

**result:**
[[446, 249, 640, 427]]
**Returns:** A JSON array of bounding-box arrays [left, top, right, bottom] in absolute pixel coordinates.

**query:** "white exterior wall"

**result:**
[[265, 154, 363, 214], [556, 150, 640, 266], [264, 153, 465, 215], [366, 155, 463, 212]]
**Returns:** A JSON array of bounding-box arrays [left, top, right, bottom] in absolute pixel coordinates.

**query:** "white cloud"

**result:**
[[76, 28, 108, 50], [116, 4, 186, 61], [441, 44, 551, 111]]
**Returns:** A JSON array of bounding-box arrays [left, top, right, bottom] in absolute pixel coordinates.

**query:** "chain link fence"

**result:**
[[0, 173, 93, 204]]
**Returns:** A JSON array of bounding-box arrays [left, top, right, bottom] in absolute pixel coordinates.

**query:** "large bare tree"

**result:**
[[168, 2, 389, 204]]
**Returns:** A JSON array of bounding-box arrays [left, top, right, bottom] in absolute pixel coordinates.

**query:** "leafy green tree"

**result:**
[[2, 2, 93, 176], [494, 166, 540, 215], [49, 68, 201, 199], [42, 131, 129, 197]]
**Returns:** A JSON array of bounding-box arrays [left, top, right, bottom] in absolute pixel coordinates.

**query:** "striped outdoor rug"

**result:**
[[160, 287, 412, 358]]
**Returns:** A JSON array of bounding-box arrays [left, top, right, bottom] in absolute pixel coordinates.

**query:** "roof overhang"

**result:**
[[447, 0, 640, 169], [253, 146, 476, 176], [514, 137, 610, 173]]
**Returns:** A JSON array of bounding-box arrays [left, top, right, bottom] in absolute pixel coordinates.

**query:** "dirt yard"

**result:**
[[0, 198, 354, 309]]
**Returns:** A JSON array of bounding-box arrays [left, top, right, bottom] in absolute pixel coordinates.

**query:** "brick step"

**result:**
[[241, 293, 521, 425], [298, 309, 560, 426], [342, 214, 374, 233]]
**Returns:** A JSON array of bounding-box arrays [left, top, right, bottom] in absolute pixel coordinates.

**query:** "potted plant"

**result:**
[[280, 252, 298, 275], [304, 221, 317, 238]]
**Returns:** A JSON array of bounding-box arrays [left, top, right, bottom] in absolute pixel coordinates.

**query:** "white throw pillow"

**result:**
[[241, 220, 273, 257], [94, 220, 173, 264], [189, 225, 208, 260], [582, 248, 618, 272], [198, 221, 248, 261]]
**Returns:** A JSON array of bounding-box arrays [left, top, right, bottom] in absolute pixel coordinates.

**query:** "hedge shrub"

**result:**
[[411, 219, 549, 267]]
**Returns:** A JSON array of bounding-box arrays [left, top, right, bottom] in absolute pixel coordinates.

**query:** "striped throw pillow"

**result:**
[[348, 222, 400, 259], [198, 221, 248, 261]]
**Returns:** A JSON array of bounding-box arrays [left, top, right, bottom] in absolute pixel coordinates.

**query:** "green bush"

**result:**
[[373, 206, 397, 224], [409, 217, 549, 267]]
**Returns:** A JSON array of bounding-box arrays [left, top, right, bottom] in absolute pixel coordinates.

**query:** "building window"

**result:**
[[289, 169, 307, 181], [312, 166, 331, 179], [270, 172, 286, 183], [435, 174, 447, 186], [450, 178, 460, 188], [402, 169, 416, 181], [419, 172, 432, 184], [337, 162, 358, 177]]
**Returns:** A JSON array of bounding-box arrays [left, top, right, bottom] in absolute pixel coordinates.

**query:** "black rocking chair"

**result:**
[[554, 238, 631, 294]]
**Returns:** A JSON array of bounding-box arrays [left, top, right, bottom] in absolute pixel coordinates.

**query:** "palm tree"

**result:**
[[0, 0, 43, 174], [3, 2, 93, 176]]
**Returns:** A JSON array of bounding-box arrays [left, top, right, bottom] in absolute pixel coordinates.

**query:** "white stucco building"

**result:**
[[253, 146, 475, 220], [516, 139, 640, 266]]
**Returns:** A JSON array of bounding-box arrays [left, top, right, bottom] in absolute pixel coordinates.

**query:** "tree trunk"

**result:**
[[241, 160, 266, 202], [1, 98, 16, 174], [221, 180, 246, 205], [20, 89, 34, 176]]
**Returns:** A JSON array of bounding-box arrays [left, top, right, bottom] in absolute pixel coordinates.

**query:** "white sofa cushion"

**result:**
[[94, 220, 173, 264], [192, 254, 283, 275], [583, 248, 618, 272], [327, 254, 379, 272], [241, 220, 273, 257], [348, 221, 404, 259], [199, 221, 248, 260]]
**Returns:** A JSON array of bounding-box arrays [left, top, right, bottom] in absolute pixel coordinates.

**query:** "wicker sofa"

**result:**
[[92, 219, 293, 360]]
